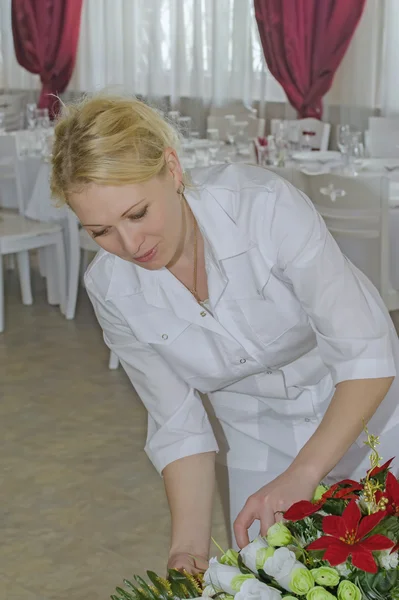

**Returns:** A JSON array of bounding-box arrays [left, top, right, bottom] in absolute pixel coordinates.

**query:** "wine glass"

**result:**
[[206, 128, 221, 163], [337, 125, 351, 164], [348, 134, 365, 176], [224, 115, 236, 146], [36, 108, 50, 129], [26, 103, 37, 130], [178, 116, 192, 141], [235, 120, 249, 155]]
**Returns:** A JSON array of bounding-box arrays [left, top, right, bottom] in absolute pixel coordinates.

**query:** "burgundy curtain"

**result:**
[[12, 0, 84, 117], [254, 0, 366, 119]]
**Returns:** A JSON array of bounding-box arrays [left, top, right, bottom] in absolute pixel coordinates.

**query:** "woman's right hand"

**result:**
[[167, 551, 209, 575]]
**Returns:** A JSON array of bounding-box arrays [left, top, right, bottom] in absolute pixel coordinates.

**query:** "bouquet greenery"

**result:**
[[112, 432, 399, 600]]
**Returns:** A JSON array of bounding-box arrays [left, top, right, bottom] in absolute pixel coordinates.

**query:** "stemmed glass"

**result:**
[[337, 125, 352, 165], [207, 128, 221, 163], [235, 121, 249, 155], [26, 103, 37, 130], [36, 108, 50, 129]]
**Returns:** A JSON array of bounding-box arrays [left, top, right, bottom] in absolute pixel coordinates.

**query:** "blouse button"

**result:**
[[161, 334, 168, 340], [304, 418, 311, 423], [240, 358, 246, 364], [200, 311, 207, 317]]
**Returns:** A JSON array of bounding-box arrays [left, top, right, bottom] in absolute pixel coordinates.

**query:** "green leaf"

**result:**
[[167, 569, 199, 597], [146, 571, 172, 600], [115, 587, 137, 600], [134, 576, 161, 600]]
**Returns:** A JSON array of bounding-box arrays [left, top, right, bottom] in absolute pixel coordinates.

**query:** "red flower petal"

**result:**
[[307, 536, 336, 551], [351, 547, 378, 573], [284, 500, 320, 521], [359, 534, 394, 551], [322, 539, 351, 566], [323, 515, 348, 539], [357, 511, 386, 539], [390, 543, 399, 554], [368, 458, 394, 478], [342, 500, 361, 532], [386, 472, 399, 503]]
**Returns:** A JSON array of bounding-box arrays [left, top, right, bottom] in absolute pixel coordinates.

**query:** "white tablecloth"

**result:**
[[0, 155, 42, 210], [23, 154, 399, 291]]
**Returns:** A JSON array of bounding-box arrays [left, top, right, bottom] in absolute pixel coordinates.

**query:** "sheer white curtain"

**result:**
[[68, 0, 285, 106], [2, 0, 399, 117], [0, 0, 285, 106]]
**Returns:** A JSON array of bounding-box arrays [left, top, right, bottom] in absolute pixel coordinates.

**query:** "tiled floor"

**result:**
[[0, 264, 228, 600]]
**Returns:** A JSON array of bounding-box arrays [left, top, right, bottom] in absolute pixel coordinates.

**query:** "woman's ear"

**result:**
[[164, 147, 183, 188]]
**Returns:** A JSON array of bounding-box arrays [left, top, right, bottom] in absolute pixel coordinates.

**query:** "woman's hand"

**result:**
[[234, 465, 320, 549], [167, 551, 209, 575]]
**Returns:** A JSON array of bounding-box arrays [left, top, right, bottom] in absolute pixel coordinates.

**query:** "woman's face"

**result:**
[[69, 151, 186, 270]]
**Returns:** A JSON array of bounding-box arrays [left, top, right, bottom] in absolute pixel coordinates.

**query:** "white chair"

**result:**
[[0, 212, 67, 332], [307, 173, 399, 311], [271, 118, 331, 151], [207, 101, 265, 141], [369, 117, 399, 158], [66, 209, 119, 369], [0, 135, 67, 330], [265, 166, 310, 196], [0, 93, 25, 131]]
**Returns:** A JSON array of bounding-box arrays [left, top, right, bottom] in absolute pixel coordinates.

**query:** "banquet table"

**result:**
[[22, 150, 399, 293]]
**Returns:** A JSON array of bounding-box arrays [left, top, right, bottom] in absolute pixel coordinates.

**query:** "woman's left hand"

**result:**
[[233, 465, 320, 548]]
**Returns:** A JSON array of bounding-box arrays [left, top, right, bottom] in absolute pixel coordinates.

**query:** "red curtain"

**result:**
[[12, 0, 84, 117], [254, 0, 366, 119]]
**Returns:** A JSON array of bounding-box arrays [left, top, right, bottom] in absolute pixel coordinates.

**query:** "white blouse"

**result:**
[[85, 163, 399, 474]]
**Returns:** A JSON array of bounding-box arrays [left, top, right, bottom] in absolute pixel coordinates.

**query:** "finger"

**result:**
[[259, 507, 277, 537], [274, 510, 284, 523], [234, 507, 256, 549]]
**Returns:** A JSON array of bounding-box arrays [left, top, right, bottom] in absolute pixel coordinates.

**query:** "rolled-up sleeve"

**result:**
[[86, 278, 218, 475], [265, 178, 396, 384]]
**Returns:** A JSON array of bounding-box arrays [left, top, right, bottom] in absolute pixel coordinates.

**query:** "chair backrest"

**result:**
[[369, 117, 399, 158], [307, 173, 390, 300], [265, 166, 310, 196], [0, 93, 26, 131], [0, 134, 24, 213], [207, 115, 265, 141], [271, 118, 331, 151]]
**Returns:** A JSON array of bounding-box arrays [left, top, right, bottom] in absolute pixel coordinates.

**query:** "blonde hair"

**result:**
[[50, 95, 182, 205]]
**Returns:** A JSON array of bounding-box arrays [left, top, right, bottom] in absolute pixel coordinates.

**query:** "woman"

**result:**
[[51, 95, 399, 574]]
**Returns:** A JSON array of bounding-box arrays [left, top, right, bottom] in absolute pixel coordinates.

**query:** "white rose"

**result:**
[[378, 549, 399, 570], [235, 578, 282, 600], [240, 537, 275, 573], [204, 558, 255, 595], [264, 547, 314, 594], [263, 548, 296, 581]]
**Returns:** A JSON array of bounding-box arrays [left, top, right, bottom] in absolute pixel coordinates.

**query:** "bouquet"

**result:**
[[111, 433, 399, 600]]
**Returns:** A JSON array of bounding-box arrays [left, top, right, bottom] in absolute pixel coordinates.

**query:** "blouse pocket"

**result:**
[[125, 310, 224, 379]]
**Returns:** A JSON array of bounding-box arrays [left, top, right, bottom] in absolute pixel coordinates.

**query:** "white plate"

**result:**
[[292, 151, 341, 163]]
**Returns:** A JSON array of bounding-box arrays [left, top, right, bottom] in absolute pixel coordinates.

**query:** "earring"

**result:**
[[177, 182, 185, 196]]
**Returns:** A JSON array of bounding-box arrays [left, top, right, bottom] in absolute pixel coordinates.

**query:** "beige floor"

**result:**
[[2, 264, 399, 600], [0, 265, 229, 600]]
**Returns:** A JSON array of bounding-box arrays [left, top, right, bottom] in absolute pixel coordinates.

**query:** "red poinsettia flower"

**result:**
[[375, 471, 399, 516], [367, 458, 394, 479], [284, 480, 362, 521], [307, 500, 393, 573], [390, 542, 399, 555]]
